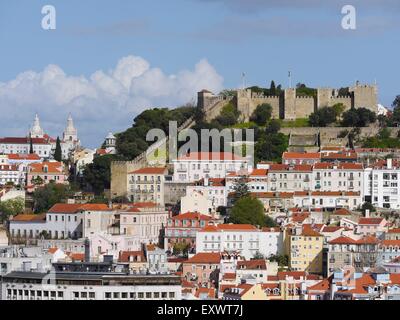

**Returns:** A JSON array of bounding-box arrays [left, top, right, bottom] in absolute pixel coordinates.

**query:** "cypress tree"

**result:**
[[54, 136, 62, 162]]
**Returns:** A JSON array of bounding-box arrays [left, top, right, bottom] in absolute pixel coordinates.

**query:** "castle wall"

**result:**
[[294, 96, 316, 119], [110, 161, 140, 199], [328, 97, 353, 112], [250, 95, 281, 120]]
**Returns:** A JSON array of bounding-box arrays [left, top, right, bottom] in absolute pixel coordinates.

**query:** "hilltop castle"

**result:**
[[198, 82, 378, 122]]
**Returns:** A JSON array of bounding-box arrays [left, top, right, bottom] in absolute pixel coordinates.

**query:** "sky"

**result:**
[[0, 0, 399, 148]]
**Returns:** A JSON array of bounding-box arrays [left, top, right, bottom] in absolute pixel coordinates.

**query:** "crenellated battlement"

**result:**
[[198, 82, 378, 122]]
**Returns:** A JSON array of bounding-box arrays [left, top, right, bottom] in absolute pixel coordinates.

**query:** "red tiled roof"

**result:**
[[329, 236, 358, 244], [358, 218, 384, 225], [237, 259, 266, 270], [29, 162, 64, 174], [11, 214, 46, 222], [308, 279, 331, 292], [333, 208, 352, 216], [380, 240, 400, 247], [0, 137, 50, 145], [250, 169, 268, 176], [171, 212, 213, 221], [283, 152, 320, 159], [118, 251, 146, 263], [222, 273, 236, 280], [8, 153, 41, 160], [185, 253, 221, 264], [388, 228, 400, 234], [48, 203, 110, 213]]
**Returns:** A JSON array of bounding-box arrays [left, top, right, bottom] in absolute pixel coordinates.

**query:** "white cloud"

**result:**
[[0, 55, 224, 148]]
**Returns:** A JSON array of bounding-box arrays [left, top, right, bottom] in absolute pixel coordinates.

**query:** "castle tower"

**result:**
[[350, 83, 378, 113], [63, 113, 78, 142], [30, 114, 44, 138], [284, 88, 296, 120]]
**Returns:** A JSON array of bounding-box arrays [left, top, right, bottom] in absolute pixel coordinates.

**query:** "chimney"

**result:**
[[387, 158, 393, 169], [84, 238, 90, 262], [365, 209, 370, 218]]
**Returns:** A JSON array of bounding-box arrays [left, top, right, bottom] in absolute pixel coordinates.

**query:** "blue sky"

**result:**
[[0, 0, 399, 148]]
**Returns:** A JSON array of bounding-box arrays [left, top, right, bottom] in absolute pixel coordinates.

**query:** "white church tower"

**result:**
[[104, 132, 117, 154], [30, 114, 44, 138], [63, 113, 78, 142]]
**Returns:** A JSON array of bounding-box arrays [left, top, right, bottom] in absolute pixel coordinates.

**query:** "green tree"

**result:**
[[392, 95, 400, 125], [332, 103, 346, 120], [341, 108, 377, 127], [0, 197, 25, 222], [270, 81, 276, 95], [214, 102, 240, 127], [255, 121, 288, 163], [309, 107, 337, 127], [265, 215, 278, 227], [229, 197, 265, 227], [33, 183, 69, 213], [54, 136, 62, 162], [269, 254, 289, 267], [250, 103, 272, 126], [361, 202, 376, 214], [82, 154, 115, 195]]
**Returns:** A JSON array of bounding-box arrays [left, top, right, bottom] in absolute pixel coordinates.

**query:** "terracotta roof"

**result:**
[[329, 236, 358, 244], [29, 162, 64, 174], [8, 153, 41, 160], [237, 259, 266, 270], [321, 226, 342, 233], [67, 253, 85, 261], [129, 167, 167, 175], [283, 152, 320, 159], [0, 137, 50, 145], [47, 247, 59, 254], [249, 169, 268, 176], [333, 208, 352, 216], [308, 279, 331, 292], [177, 152, 246, 161], [185, 253, 221, 264], [314, 162, 363, 170], [171, 212, 213, 221], [222, 273, 236, 280], [358, 218, 384, 225], [388, 228, 400, 234], [118, 251, 146, 263], [48, 203, 110, 213], [291, 212, 310, 223], [301, 224, 322, 237], [269, 164, 312, 172], [380, 240, 400, 247], [11, 214, 46, 222], [131, 202, 158, 208]]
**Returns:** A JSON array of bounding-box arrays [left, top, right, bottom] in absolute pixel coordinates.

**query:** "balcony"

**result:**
[[348, 176, 354, 181], [177, 168, 187, 173]]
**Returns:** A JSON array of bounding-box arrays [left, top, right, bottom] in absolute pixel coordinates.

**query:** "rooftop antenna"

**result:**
[[288, 71, 292, 89]]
